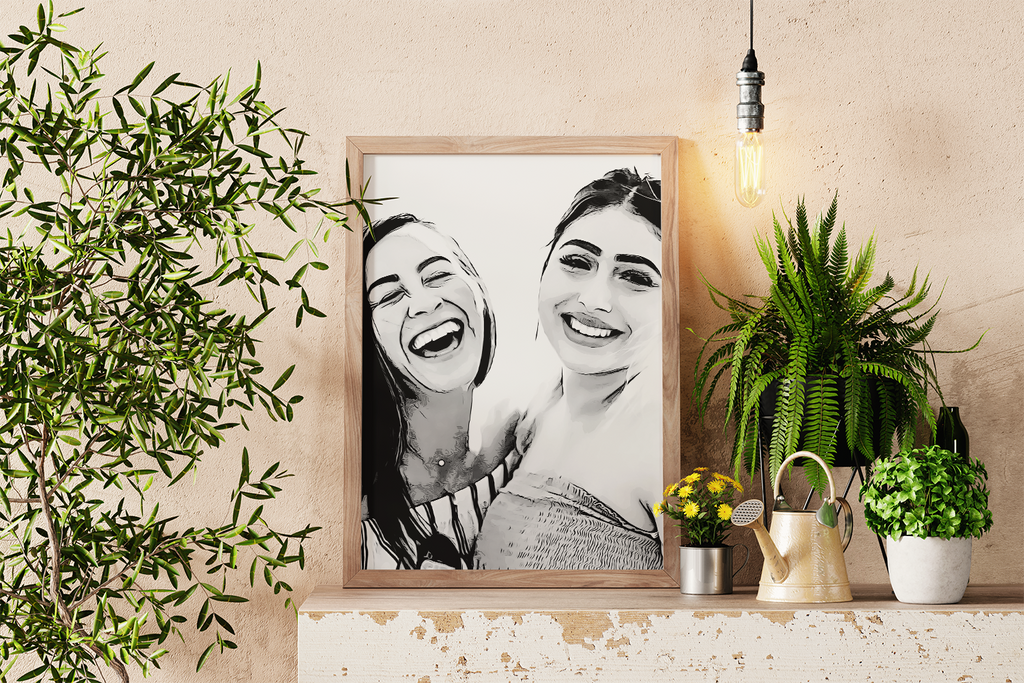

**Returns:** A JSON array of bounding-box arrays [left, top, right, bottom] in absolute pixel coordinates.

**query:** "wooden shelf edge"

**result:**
[[299, 583, 1023, 615]]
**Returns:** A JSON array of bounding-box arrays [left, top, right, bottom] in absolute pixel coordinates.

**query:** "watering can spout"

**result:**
[[731, 499, 790, 582]]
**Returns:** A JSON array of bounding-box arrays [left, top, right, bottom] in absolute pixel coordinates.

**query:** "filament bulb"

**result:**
[[735, 130, 765, 208]]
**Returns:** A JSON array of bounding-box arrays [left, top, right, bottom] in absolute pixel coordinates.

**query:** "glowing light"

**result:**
[[735, 130, 765, 208]]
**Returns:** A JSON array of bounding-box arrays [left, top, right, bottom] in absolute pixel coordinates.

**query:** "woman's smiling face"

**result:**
[[539, 206, 661, 376], [366, 224, 485, 394]]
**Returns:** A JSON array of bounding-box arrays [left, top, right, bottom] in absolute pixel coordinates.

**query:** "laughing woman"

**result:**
[[361, 214, 518, 569], [474, 169, 664, 570]]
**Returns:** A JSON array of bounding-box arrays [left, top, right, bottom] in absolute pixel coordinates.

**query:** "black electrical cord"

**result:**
[[750, 0, 754, 52], [741, 0, 758, 72]]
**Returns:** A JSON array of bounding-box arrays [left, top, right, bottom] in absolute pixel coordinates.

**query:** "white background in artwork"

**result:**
[[363, 153, 662, 452]]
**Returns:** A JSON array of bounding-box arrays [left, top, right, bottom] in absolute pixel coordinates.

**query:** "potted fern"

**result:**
[[693, 195, 979, 490]]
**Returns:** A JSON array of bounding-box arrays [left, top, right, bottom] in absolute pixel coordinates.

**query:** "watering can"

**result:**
[[731, 451, 853, 603]]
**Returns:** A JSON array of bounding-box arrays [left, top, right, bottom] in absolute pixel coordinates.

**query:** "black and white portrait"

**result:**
[[359, 152, 665, 572]]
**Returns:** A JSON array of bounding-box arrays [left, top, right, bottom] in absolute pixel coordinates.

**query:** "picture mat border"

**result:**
[[343, 136, 680, 588]]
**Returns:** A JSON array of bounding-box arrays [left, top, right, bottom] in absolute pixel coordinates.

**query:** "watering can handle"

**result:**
[[836, 496, 853, 551], [773, 451, 839, 505]]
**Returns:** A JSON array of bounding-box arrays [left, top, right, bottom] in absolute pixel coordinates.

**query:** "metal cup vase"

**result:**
[[679, 545, 749, 595]]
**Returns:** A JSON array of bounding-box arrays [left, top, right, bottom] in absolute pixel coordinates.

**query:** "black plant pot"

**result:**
[[757, 376, 881, 470]]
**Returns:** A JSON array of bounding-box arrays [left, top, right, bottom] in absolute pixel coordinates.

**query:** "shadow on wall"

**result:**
[[675, 138, 768, 585]]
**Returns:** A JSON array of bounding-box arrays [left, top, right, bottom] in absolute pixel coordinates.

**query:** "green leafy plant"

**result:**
[[655, 468, 743, 547], [860, 446, 993, 540], [0, 5, 371, 682], [692, 194, 980, 490]]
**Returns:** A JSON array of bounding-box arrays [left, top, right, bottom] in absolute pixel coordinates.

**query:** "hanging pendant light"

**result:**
[[735, 0, 766, 208]]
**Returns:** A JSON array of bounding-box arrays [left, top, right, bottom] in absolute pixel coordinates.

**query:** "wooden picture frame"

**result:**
[[343, 137, 680, 587]]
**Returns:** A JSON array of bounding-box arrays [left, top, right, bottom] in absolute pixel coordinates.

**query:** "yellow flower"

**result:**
[[684, 473, 701, 484], [713, 471, 744, 492], [707, 479, 726, 494], [677, 485, 694, 499], [663, 482, 679, 497], [695, 467, 709, 472], [653, 502, 665, 516], [717, 503, 733, 521], [683, 502, 700, 518]]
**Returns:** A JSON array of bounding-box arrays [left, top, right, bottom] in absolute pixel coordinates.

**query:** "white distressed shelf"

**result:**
[[299, 584, 1023, 682]]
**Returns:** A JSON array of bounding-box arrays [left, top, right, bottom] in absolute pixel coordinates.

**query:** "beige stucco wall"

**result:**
[[3, 0, 1022, 681]]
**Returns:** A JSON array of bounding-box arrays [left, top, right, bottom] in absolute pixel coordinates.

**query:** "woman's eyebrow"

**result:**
[[615, 254, 661, 277], [367, 255, 451, 294], [417, 255, 450, 273], [367, 273, 400, 293], [561, 239, 601, 256]]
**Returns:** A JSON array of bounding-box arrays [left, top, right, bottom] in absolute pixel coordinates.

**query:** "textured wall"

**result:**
[[2, 1, 1022, 681]]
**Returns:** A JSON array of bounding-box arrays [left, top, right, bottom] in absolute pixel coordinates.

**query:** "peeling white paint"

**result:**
[[299, 609, 1023, 682]]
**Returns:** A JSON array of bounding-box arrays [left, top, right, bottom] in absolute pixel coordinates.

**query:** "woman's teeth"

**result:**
[[567, 316, 613, 338], [411, 320, 461, 352]]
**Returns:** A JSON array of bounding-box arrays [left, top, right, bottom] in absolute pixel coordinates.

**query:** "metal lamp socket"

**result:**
[[737, 70, 765, 132]]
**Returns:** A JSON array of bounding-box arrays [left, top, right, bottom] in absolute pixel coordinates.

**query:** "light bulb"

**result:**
[[736, 49, 765, 208], [735, 130, 765, 208]]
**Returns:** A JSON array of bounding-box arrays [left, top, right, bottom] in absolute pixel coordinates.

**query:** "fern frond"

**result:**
[[700, 271, 758, 313], [847, 233, 876, 297], [734, 400, 761, 477], [791, 198, 808, 264], [819, 192, 839, 249], [875, 380, 898, 459], [861, 360, 936, 436], [801, 376, 841, 471], [826, 225, 849, 285], [723, 310, 766, 426], [772, 223, 815, 330], [755, 230, 777, 282], [768, 384, 792, 482], [693, 346, 734, 420], [802, 457, 830, 494], [843, 365, 868, 453], [774, 341, 810, 481], [735, 370, 785, 465]]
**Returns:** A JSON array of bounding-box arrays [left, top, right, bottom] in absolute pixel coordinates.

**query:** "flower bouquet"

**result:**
[[656, 468, 743, 546]]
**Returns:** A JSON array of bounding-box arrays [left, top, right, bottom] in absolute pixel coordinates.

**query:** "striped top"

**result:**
[[361, 449, 520, 570], [473, 470, 663, 570]]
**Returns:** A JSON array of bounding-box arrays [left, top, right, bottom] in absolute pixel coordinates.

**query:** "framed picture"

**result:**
[[343, 137, 680, 587]]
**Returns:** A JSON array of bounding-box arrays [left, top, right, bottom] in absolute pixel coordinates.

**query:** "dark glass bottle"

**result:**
[[936, 406, 969, 461]]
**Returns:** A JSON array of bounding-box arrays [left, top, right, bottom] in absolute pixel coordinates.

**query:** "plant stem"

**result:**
[[34, 425, 72, 627]]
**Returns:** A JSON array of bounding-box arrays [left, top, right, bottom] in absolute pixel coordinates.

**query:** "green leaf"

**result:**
[[122, 61, 155, 95], [197, 642, 217, 672], [152, 71, 181, 96], [272, 364, 295, 392]]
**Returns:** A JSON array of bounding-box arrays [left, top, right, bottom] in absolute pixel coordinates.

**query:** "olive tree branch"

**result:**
[[33, 423, 74, 627], [69, 535, 186, 613]]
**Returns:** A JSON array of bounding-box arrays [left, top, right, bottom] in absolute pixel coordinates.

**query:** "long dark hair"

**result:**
[[541, 167, 661, 274], [362, 214, 496, 568]]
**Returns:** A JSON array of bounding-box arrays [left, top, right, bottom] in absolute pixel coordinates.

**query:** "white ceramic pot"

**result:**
[[886, 536, 972, 604]]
